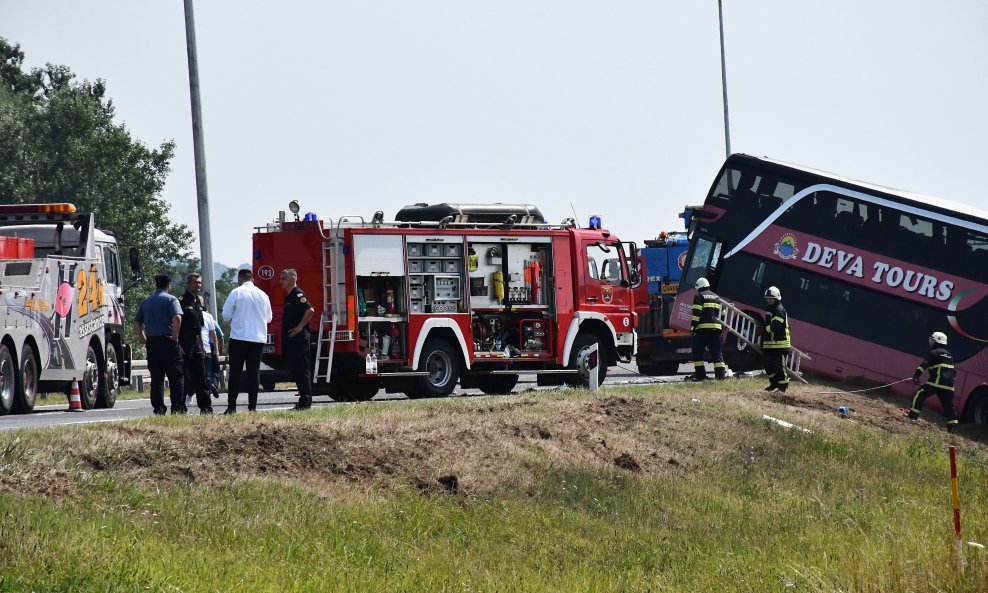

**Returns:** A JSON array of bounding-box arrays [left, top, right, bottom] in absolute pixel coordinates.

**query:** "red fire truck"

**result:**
[[251, 203, 641, 400]]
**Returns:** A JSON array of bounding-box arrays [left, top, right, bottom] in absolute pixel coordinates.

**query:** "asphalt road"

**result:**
[[0, 363, 697, 432]]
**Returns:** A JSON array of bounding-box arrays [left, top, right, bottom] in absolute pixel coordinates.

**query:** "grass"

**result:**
[[0, 379, 986, 592]]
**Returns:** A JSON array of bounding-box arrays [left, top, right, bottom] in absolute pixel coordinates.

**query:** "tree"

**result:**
[[0, 37, 195, 355]]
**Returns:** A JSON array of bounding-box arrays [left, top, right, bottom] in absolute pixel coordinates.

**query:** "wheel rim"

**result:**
[[21, 355, 37, 408], [106, 346, 119, 402], [0, 351, 14, 410], [85, 347, 99, 405], [426, 350, 452, 387], [575, 346, 592, 383]]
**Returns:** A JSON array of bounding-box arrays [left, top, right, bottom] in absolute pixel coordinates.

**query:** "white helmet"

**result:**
[[764, 286, 781, 300], [695, 277, 710, 290], [930, 331, 947, 346]]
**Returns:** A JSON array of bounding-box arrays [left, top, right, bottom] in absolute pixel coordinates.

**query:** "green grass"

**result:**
[[0, 384, 986, 592]]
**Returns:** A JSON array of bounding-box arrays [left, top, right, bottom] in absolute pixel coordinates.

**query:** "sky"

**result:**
[[4, 1, 987, 268]]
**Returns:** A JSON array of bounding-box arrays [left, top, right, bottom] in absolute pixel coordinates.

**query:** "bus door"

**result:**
[[671, 235, 723, 331], [581, 239, 632, 331]]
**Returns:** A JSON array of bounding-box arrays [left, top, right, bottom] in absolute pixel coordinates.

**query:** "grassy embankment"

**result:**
[[1, 379, 986, 592]]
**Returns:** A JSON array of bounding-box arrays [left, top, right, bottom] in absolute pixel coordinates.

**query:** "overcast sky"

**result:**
[[5, 1, 987, 267]]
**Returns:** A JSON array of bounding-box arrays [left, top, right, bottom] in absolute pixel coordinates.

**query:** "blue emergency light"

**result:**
[[303, 212, 318, 222], [588, 215, 602, 229]]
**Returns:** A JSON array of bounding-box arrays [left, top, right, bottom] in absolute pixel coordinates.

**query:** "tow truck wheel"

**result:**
[[13, 345, 38, 414], [478, 374, 518, 395], [564, 333, 607, 388], [410, 339, 460, 398], [81, 342, 101, 410], [97, 342, 120, 409], [0, 345, 15, 416]]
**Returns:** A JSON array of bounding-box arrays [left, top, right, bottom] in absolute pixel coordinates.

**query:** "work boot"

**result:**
[[947, 423, 956, 434], [764, 384, 778, 392], [907, 410, 919, 421], [223, 408, 236, 416], [778, 384, 788, 393], [291, 402, 311, 411]]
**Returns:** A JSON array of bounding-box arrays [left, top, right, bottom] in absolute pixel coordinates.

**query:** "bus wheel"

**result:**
[[13, 345, 38, 414], [478, 374, 518, 395], [564, 333, 607, 388], [410, 340, 460, 398], [81, 341, 101, 410], [0, 345, 16, 416], [637, 362, 680, 376], [97, 342, 120, 409], [963, 389, 988, 424]]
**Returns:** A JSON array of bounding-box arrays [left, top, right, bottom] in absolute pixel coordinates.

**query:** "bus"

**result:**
[[670, 154, 988, 424]]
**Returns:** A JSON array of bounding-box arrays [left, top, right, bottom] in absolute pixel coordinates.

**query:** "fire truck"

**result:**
[[0, 203, 138, 414], [252, 203, 641, 399]]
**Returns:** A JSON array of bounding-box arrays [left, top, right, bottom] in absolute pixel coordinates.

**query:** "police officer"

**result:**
[[690, 277, 727, 381], [134, 274, 185, 414], [280, 269, 314, 410], [179, 273, 214, 414], [908, 331, 957, 433], [762, 286, 790, 392]]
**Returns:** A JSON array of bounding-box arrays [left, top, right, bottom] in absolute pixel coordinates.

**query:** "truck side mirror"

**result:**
[[128, 247, 142, 281]]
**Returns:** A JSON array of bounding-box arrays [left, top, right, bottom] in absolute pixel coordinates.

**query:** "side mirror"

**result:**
[[128, 247, 142, 281]]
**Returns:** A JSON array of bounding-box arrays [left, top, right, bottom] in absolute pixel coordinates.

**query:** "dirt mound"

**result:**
[[0, 381, 983, 499]]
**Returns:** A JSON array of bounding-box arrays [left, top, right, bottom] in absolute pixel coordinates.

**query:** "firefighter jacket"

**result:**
[[914, 347, 955, 391], [763, 302, 790, 350], [691, 289, 722, 333]]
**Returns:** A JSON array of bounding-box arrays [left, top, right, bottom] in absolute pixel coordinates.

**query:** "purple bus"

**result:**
[[671, 154, 988, 424]]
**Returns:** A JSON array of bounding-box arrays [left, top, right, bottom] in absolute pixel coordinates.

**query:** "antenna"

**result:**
[[570, 202, 582, 227]]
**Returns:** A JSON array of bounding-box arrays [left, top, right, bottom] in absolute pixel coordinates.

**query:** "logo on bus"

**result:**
[[677, 251, 687, 270], [773, 234, 799, 260]]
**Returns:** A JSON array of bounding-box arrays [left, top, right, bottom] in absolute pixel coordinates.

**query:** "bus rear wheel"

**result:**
[[963, 390, 988, 425]]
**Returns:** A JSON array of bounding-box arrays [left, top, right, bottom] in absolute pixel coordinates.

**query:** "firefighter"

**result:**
[[762, 286, 790, 392], [908, 331, 957, 433], [690, 277, 727, 381], [280, 269, 315, 410]]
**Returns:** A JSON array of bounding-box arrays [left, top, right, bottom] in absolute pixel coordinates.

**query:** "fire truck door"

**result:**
[[581, 240, 632, 330]]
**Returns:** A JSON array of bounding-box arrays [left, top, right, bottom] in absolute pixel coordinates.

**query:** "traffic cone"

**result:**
[[67, 380, 84, 412]]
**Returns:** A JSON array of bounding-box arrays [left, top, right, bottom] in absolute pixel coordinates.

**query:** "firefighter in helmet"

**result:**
[[689, 277, 727, 381], [762, 286, 790, 392], [908, 331, 957, 433]]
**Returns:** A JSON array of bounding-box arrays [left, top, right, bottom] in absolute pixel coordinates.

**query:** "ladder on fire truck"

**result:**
[[313, 239, 351, 383], [713, 295, 810, 384]]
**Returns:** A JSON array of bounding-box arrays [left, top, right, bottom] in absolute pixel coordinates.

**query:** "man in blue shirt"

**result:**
[[134, 274, 185, 414]]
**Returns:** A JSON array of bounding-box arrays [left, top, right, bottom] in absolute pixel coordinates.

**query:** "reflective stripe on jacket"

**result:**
[[763, 302, 790, 349], [691, 290, 723, 332]]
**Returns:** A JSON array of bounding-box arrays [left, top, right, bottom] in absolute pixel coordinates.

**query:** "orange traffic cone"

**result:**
[[67, 380, 84, 412]]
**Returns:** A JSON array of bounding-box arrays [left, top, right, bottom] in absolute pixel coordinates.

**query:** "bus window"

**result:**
[[682, 236, 722, 290]]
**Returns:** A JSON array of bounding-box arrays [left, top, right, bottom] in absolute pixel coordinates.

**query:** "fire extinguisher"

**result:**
[[386, 286, 395, 315], [388, 324, 402, 359]]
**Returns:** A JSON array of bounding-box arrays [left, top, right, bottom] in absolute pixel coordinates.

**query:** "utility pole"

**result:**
[[183, 0, 217, 317], [718, 0, 732, 158]]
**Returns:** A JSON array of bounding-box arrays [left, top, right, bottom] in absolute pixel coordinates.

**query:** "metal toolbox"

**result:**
[[444, 244, 461, 257], [444, 260, 459, 273], [410, 299, 424, 313], [407, 243, 423, 257], [409, 285, 425, 299], [409, 275, 424, 285], [426, 244, 443, 257], [426, 260, 442, 273], [408, 260, 423, 273]]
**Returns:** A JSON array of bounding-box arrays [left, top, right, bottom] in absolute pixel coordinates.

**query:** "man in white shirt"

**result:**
[[201, 309, 222, 397], [221, 269, 272, 413]]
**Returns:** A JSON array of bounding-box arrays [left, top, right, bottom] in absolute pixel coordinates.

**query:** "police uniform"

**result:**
[[762, 301, 791, 392], [908, 345, 957, 432], [135, 287, 185, 414], [179, 291, 213, 414], [690, 288, 727, 380], [283, 286, 314, 407]]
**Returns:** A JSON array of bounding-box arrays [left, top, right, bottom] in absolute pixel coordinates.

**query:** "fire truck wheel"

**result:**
[[410, 339, 461, 398], [564, 333, 608, 388], [81, 341, 101, 410], [0, 344, 15, 416], [340, 377, 380, 402], [13, 345, 39, 414], [478, 374, 518, 395], [96, 342, 120, 409]]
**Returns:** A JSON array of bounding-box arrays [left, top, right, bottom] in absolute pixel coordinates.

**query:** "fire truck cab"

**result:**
[[253, 203, 641, 399], [0, 203, 138, 414]]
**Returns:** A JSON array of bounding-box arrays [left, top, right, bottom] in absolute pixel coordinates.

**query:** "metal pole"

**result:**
[[183, 0, 218, 318], [949, 446, 964, 572], [717, 0, 732, 159]]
